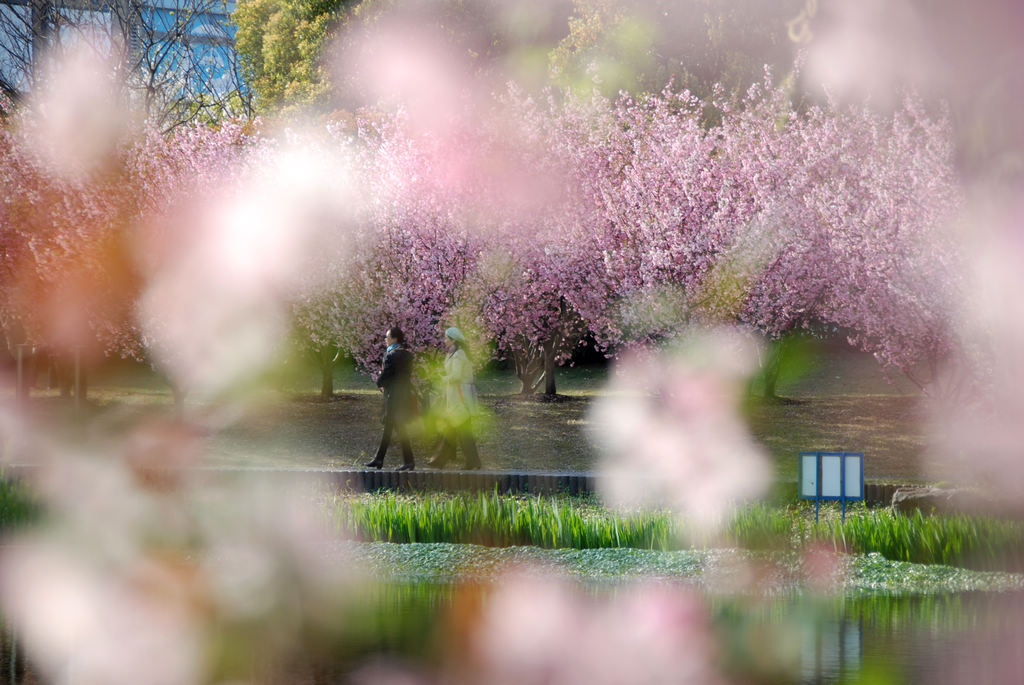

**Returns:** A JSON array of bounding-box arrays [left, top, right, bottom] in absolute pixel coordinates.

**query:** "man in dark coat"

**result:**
[[365, 326, 416, 470]]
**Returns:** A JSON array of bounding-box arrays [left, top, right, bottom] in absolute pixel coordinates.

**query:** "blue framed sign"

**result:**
[[799, 451, 864, 521]]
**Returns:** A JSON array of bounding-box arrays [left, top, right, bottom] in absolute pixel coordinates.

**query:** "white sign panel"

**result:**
[[801, 454, 818, 497], [820, 455, 842, 498], [844, 455, 862, 498]]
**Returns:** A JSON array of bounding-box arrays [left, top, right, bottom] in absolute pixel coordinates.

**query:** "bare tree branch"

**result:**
[[0, 0, 252, 127]]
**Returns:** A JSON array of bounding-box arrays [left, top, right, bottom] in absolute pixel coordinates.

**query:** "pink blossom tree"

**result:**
[[289, 113, 482, 392], [0, 97, 142, 397], [125, 119, 263, 408], [808, 96, 962, 387], [467, 233, 603, 395], [718, 85, 963, 390], [457, 91, 619, 396], [570, 75, 962, 394]]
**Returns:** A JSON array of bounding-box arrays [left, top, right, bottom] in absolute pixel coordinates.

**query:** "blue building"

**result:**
[[0, 0, 245, 111]]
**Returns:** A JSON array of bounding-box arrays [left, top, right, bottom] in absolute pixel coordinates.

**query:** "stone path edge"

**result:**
[[3, 465, 907, 505]]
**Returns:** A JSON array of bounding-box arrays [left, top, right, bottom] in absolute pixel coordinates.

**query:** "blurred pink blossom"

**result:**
[[925, 593, 1024, 685], [800, 0, 1024, 512], [589, 328, 773, 539], [340, 18, 468, 135], [138, 132, 364, 399], [802, 543, 847, 594], [805, 0, 939, 104], [0, 420, 363, 684], [0, 542, 203, 685], [808, 0, 1024, 101], [20, 41, 136, 179], [925, 198, 1024, 511], [463, 569, 727, 685], [806, 0, 1024, 176]]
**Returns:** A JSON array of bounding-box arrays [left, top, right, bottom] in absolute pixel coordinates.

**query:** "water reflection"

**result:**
[[3, 589, 1024, 683], [713, 591, 1024, 683], [799, 611, 860, 684], [851, 592, 1024, 685]]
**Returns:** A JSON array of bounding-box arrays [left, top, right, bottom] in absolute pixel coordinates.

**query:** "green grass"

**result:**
[[816, 510, 1024, 571], [330, 491, 675, 550], [328, 492, 1024, 572], [723, 505, 1024, 572], [726, 503, 806, 550], [3, 467, 1022, 572], [329, 493, 807, 555]]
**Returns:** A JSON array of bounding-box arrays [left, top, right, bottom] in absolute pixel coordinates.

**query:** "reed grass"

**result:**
[[5, 473, 1022, 571], [330, 491, 677, 550], [329, 492, 1024, 571], [726, 503, 805, 551], [332, 493, 811, 552], [816, 510, 1024, 571]]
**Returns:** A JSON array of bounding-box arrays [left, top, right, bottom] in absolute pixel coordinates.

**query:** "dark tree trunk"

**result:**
[[513, 346, 544, 395], [76, 364, 88, 403], [312, 344, 341, 398], [55, 355, 72, 397], [15, 345, 38, 402], [758, 337, 794, 402], [50, 351, 89, 402], [542, 338, 557, 396], [762, 353, 780, 400], [30, 2, 53, 80], [320, 366, 334, 398]]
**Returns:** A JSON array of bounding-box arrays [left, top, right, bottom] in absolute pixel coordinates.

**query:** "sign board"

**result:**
[[799, 451, 864, 521], [799, 452, 863, 500]]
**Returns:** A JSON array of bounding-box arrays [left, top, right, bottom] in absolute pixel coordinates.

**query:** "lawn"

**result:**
[[2, 345, 931, 482]]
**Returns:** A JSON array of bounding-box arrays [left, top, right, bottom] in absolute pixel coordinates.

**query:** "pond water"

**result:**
[[3, 588, 1022, 684], [713, 591, 1024, 684]]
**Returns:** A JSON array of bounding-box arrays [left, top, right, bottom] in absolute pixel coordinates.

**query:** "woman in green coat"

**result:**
[[427, 327, 481, 470]]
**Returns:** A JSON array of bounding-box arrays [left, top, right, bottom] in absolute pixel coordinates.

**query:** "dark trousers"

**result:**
[[436, 424, 480, 468], [375, 416, 414, 466]]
